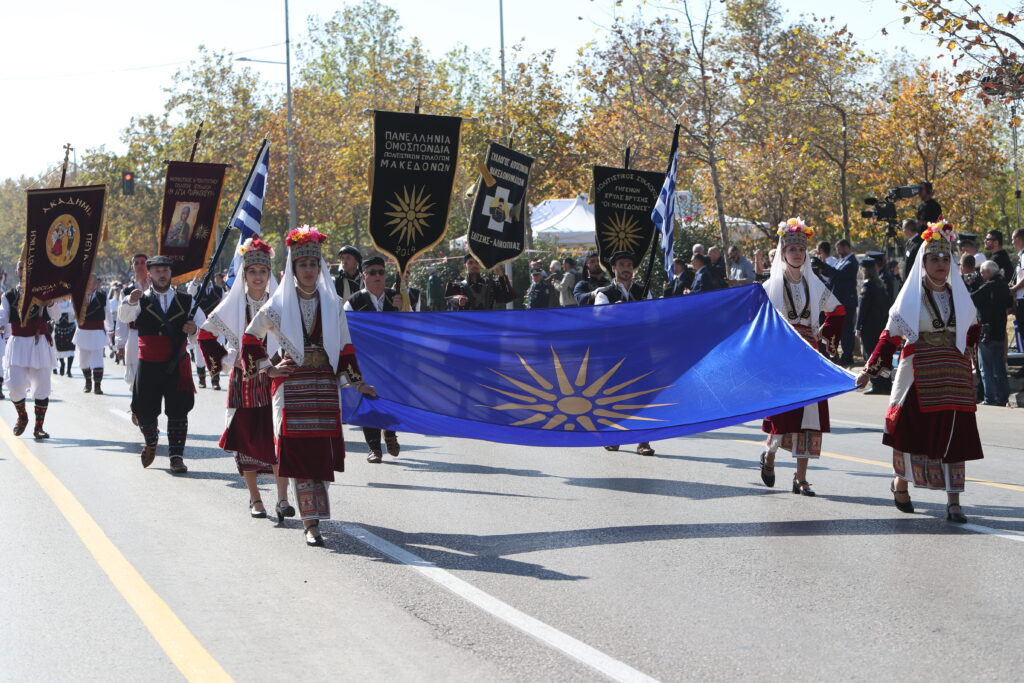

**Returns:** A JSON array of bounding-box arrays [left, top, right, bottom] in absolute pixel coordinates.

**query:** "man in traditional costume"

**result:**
[[0, 262, 60, 438], [595, 251, 655, 457], [445, 254, 515, 310], [759, 218, 846, 496], [74, 274, 110, 394], [334, 245, 363, 301], [243, 226, 375, 546], [118, 255, 200, 474], [572, 251, 611, 306], [857, 221, 981, 523], [202, 237, 294, 521], [344, 255, 402, 463], [188, 273, 226, 390]]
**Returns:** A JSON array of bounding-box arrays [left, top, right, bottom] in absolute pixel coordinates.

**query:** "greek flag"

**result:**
[[227, 140, 270, 282], [651, 125, 680, 279]]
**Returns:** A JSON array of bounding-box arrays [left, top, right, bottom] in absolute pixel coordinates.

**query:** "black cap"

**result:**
[[859, 257, 877, 267], [362, 255, 386, 269], [336, 245, 362, 263], [957, 233, 977, 244], [866, 251, 885, 263], [608, 251, 636, 267], [146, 255, 172, 268]]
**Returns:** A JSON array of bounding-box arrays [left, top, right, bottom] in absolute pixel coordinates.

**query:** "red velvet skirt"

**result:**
[[220, 405, 276, 467], [882, 384, 983, 463], [762, 400, 830, 435]]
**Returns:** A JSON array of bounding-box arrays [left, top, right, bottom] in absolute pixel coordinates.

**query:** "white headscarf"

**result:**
[[762, 237, 832, 339], [259, 248, 347, 372], [886, 229, 974, 352], [201, 268, 279, 362]]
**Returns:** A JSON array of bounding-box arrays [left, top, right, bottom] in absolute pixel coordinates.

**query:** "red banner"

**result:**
[[23, 185, 106, 323], [159, 161, 229, 284]]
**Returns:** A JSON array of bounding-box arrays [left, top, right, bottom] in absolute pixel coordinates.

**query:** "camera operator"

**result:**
[[915, 181, 941, 224], [959, 253, 981, 293], [902, 219, 923, 279]]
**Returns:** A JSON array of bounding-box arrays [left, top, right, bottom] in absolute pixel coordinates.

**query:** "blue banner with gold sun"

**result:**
[[341, 285, 856, 447]]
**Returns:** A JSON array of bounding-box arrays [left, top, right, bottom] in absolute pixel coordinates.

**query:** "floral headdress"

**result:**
[[285, 224, 328, 261], [921, 220, 956, 255], [776, 217, 815, 247], [238, 236, 275, 270]]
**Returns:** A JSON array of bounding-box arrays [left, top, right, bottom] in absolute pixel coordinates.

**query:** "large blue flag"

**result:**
[[343, 285, 855, 447]]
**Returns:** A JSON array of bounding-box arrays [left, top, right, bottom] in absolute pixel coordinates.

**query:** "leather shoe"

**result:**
[[141, 444, 157, 468], [169, 456, 188, 474], [603, 445, 619, 452], [385, 433, 401, 457], [366, 450, 383, 463], [636, 443, 655, 456]]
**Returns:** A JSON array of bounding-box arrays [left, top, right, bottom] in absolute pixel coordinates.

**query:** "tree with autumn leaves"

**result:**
[[0, 0, 1019, 283]]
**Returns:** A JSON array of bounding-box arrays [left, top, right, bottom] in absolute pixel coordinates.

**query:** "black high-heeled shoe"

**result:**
[[275, 500, 296, 523], [890, 482, 914, 514], [759, 451, 775, 487], [792, 478, 815, 496], [946, 504, 967, 524], [250, 499, 267, 519]]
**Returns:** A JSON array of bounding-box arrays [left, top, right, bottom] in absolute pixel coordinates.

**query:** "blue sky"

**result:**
[[1, 0, 1005, 181]]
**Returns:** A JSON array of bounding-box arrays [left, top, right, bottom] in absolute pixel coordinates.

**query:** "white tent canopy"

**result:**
[[531, 195, 595, 246]]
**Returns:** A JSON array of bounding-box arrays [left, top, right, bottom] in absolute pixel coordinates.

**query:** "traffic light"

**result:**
[[122, 171, 135, 196]]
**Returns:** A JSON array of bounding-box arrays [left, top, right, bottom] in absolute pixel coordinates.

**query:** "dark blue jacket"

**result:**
[[819, 253, 858, 306], [690, 267, 726, 294]]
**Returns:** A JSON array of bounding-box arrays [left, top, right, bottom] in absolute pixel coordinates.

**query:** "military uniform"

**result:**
[[857, 257, 891, 394], [445, 273, 515, 310]]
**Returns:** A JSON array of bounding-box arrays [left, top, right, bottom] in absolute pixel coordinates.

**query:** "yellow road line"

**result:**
[[728, 437, 1024, 493], [0, 422, 232, 681]]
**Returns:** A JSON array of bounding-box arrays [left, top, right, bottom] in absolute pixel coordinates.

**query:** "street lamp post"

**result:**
[[236, 0, 296, 231]]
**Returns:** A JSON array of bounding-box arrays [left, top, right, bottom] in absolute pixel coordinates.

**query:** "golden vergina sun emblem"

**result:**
[[385, 185, 435, 244], [604, 211, 643, 254], [479, 346, 676, 431], [45, 213, 81, 268]]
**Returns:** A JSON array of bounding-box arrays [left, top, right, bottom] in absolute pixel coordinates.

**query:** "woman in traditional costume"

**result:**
[[243, 226, 374, 546], [53, 298, 77, 377], [857, 221, 981, 523], [202, 237, 294, 521], [759, 218, 845, 496]]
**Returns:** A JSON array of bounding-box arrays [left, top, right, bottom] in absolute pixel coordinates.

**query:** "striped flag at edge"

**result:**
[[227, 140, 270, 283], [651, 125, 680, 279]]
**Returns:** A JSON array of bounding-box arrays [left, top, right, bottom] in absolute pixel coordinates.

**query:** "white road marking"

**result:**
[[959, 523, 1024, 542], [342, 524, 660, 683]]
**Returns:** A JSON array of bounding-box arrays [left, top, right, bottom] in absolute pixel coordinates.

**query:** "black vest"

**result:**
[[595, 282, 645, 304], [83, 291, 108, 321], [348, 289, 398, 312], [134, 290, 193, 339], [195, 284, 223, 316], [4, 288, 49, 325]]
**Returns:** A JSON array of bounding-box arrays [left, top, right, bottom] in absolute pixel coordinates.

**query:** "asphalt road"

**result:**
[[1, 364, 1022, 682]]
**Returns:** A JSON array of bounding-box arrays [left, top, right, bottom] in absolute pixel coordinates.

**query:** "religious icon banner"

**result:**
[[23, 184, 106, 323], [467, 142, 534, 270], [159, 161, 229, 284], [592, 166, 664, 266], [368, 110, 462, 275]]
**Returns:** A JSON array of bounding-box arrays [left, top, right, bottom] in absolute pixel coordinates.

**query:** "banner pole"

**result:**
[[623, 146, 630, 171], [188, 121, 205, 163], [59, 143, 71, 188]]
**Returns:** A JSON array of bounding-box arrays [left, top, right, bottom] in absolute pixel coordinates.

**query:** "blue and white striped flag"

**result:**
[[226, 140, 270, 283], [651, 125, 680, 279]]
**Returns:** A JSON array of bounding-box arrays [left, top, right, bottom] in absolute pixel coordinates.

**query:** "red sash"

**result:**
[[80, 320, 105, 331], [11, 320, 51, 341], [138, 335, 195, 393]]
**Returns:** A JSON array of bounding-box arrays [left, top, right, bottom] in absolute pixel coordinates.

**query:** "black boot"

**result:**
[[33, 398, 50, 439], [93, 368, 104, 395], [82, 368, 93, 393], [65, 357, 73, 378], [210, 372, 220, 391], [55, 359, 63, 375], [197, 367, 207, 389]]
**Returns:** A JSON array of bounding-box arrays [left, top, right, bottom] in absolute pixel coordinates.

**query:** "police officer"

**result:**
[[857, 255, 891, 395]]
